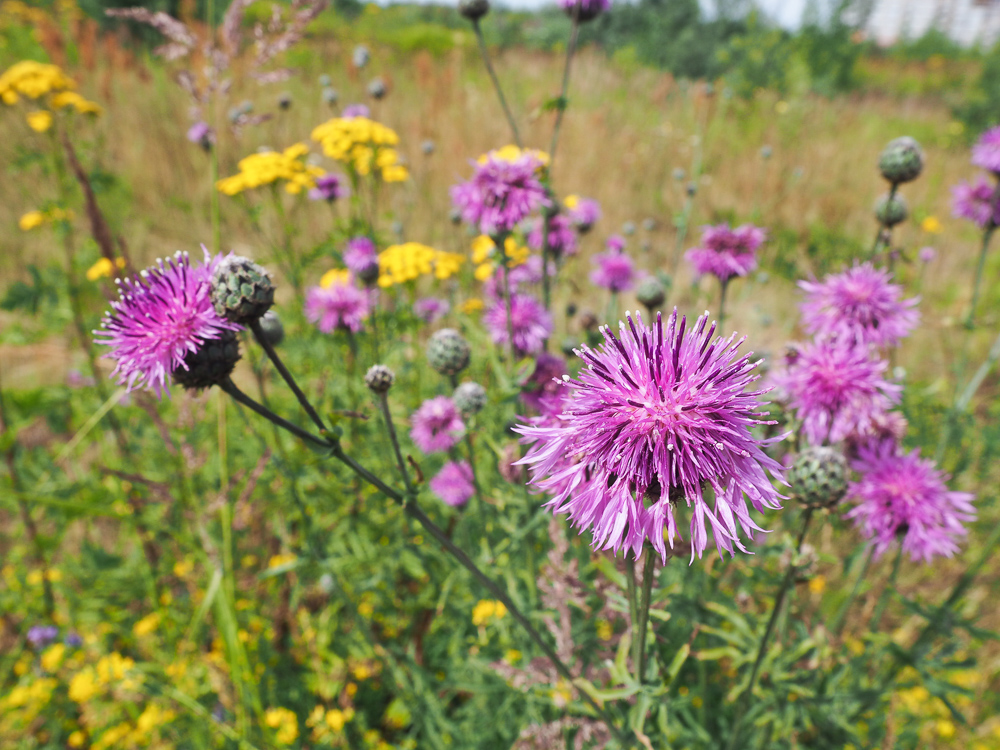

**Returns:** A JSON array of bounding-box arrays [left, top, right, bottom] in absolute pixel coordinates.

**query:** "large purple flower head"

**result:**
[[304, 276, 370, 333], [844, 441, 975, 563], [590, 248, 636, 292], [309, 173, 349, 202], [450, 147, 551, 235], [798, 263, 919, 349], [410, 396, 465, 453], [527, 214, 578, 258], [951, 177, 1000, 229], [971, 126, 1000, 174], [773, 339, 901, 446], [430, 461, 476, 507], [515, 309, 785, 563], [482, 293, 553, 357], [686, 223, 766, 283], [95, 250, 240, 397], [559, 0, 610, 22]]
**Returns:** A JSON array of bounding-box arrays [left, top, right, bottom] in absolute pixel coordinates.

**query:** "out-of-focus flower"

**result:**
[[564, 194, 601, 232], [798, 262, 919, 349], [516, 309, 784, 562], [410, 396, 465, 453], [311, 116, 408, 182], [378, 243, 465, 287], [520, 352, 567, 414], [27, 625, 59, 648], [527, 214, 577, 258], [216, 144, 324, 195], [352, 45, 370, 69], [308, 173, 349, 202], [918, 246, 936, 264], [971, 125, 1000, 174], [0, 60, 75, 103], [94, 250, 240, 397], [18, 210, 44, 231], [342, 103, 369, 118], [26, 110, 52, 132], [590, 247, 636, 293], [50, 91, 101, 115], [471, 234, 530, 281], [482, 293, 552, 356], [920, 215, 942, 234], [686, 223, 766, 283], [460, 298, 484, 313], [471, 599, 507, 626], [430, 461, 475, 506], [305, 275, 370, 333], [186, 121, 214, 150], [265, 707, 299, 745], [951, 177, 1000, 229], [86, 256, 126, 281], [414, 297, 450, 323], [845, 441, 975, 563], [451, 146, 550, 235]]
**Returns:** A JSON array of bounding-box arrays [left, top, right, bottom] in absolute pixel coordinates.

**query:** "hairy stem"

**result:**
[[249, 318, 327, 433]]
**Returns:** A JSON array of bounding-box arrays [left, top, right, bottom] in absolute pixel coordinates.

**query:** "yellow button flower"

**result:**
[[19, 210, 44, 231], [26, 110, 52, 132], [921, 215, 943, 234], [471, 599, 507, 626], [320, 268, 351, 288]]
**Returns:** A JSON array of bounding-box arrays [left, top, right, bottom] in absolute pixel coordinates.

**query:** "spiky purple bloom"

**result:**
[[482, 293, 553, 357], [558, 0, 611, 22], [844, 441, 975, 563], [186, 121, 214, 149], [951, 177, 1000, 229], [971, 126, 1000, 174], [430, 460, 476, 507], [773, 339, 900, 446], [515, 309, 784, 562], [342, 103, 370, 119], [799, 263, 919, 349], [590, 249, 636, 293], [343, 236, 379, 278], [410, 396, 465, 453], [94, 250, 240, 397], [309, 173, 349, 202], [27, 626, 59, 648], [686, 223, 766, 283], [605, 235, 626, 253], [450, 151, 550, 235], [528, 214, 578, 258], [568, 197, 601, 232], [414, 297, 450, 323], [304, 278, 370, 333], [521, 353, 568, 414]]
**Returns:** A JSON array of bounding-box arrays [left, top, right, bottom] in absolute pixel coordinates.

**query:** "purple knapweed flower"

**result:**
[[430, 461, 476, 507], [590, 248, 636, 293], [309, 173, 349, 202], [559, 0, 611, 22], [799, 263, 919, 349], [528, 214, 578, 258], [605, 234, 626, 253], [94, 250, 240, 397], [410, 396, 465, 453], [27, 625, 59, 648], [686, 223, 766, 283], [304, 277, 370, 333], [186, 121, 214, 149], [844, 441, 975, 563], [343, 236, 379, 279], [450, 149, 550, 235], [414, 297, 450, 324], [919, 246, 936, 264], [520, 352, 568, 414], [951, 177, 1000, 229], [773, 339, 901, 446], [515, 309, 785, 562], [482, 256, 553, 302], [482, 293, 553, 357], [971, 126, 1000, 174], [342, 103, 370, 119], [567, 196, 601, 232], [64, 632, 83, 648]]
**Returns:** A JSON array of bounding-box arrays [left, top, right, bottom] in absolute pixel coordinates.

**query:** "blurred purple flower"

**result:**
[[773, 339, 900, 446], [799, 262, 919, 349], [95, 250, 240, 397], [430, 461, 476, 507], [410, 396, 465, 453], [520, 352, 567, 414], [845, 441, 975, 563], [686, 223, 766, 283], [342, 104, 370, 119], [515, 309, 784, 562], [343, 236, 379, 282], [304, 278, 370, 333], [971, 125, 1000, 174], [414, 297, 450, 324], [309, 173, 349, 202], [64, 632, 83, 648], [605, 234, 626, 253], [27, 625, 59, 648], [482, 293, 553, 357], [450, 150, 550, 235], [186, 121, 214, 149], [567, 196, 601, 232], [589, 248, 636, 293], [918, 246, 936, 264], [951, 177, 1000, 229], [527, 214, 578, 258]]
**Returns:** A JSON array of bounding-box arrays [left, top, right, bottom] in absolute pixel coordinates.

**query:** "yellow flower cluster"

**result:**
[[68, 652, 139, 703], [86, 256, 126, 281], [51, 91, 102, 115], [0, 60, 74, 104], [377, 243, 465, 287], [307, 705, 356, 742], [19, 207, 72, 231], [311, 116, 409, 182], [320, 268, 351, 288], [265, 706, 299, 744], [1, 677, 57, 727], [471, 234, 530, 281], [471, 599, 507, 626], [216, 143, 324, 196], [90, 704, 175, 750]]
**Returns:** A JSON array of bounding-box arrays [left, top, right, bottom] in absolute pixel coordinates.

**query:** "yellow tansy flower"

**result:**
[[377, 243, 465, 287], [50, 90, 102, 116], [921, 215, 943, 234], [0, 60, 75, 102], [320, 268, 351, 288], [460, 298, 484, 313], [216, 144, 323, 196], [40, 643, 65, 672], [85, 257, 125, 281], [471, 599, 507, 626], [19, 210, 44, 231], [265, 707, 299, 744], [26, 110, 52, 132], [133, 612, 160, 637], [311, 116, 408, 182], [808, 575, 826, 594]]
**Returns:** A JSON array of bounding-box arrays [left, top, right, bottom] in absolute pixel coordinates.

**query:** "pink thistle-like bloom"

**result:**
[[95, 250, 240, 397], [567, 197, 601, 232], [414, 297, 450, 323], [410, 396, 465, 453], [605, 234, 626, 253], [590, 248, 636, 293], [798, 263, 919, 349], [528, 214, 578, 258], [520, 352, 568, 414], [971, 126, 1000, 174], [686, 223, 766, 283], [482, 293, 553, 357], [559, 0, 611, 21], [773, 339, 901, 446], [430, 461, 476, 507], [343, 236, 379, 278], [918, 246, 936, 264], [186, 121, 214, 148], [844, 441, 975, 563], [342, 103, 370, 118], [450, 150, 550, 235], [304, 277, 370, 334], [309, 173, 349, 202], [515, 309, 785, 563], [482, 256, 554, 302], [951, 177, 1000, 229]]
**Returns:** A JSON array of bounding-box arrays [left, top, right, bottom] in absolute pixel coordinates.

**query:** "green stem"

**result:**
[[869, 544, 903, 632], [870, 182, 898, 260], [548, 14, 580, 164], [249, 318, 327, 433], [471, 20, 522, 148], [636, 546, 657, 684], [627, 555, 639, 678], [376, 392, 416, 497], [831, 545, 874, 637], [718, 278, 729, 329], [967, 225, 995, 329]]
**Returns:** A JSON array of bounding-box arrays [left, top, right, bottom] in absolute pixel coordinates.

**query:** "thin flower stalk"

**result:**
[[471, 19, 522, 148]]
